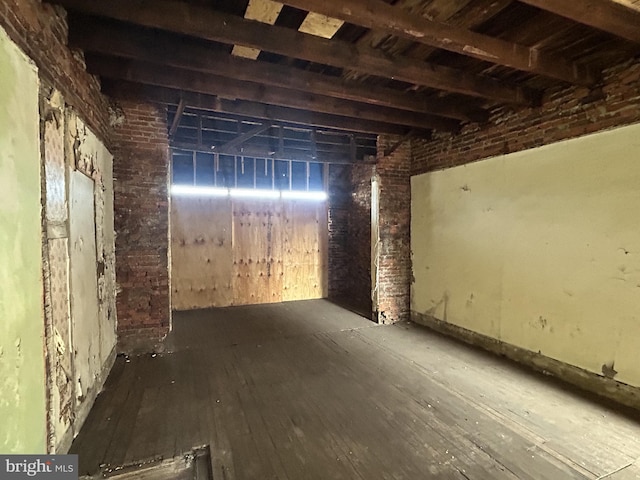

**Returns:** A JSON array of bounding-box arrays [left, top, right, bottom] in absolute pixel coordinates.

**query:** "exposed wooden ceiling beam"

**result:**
[[52, 0, 537, 105], [69, 20, 488, 123], [219, 122, 273, 152], [278, 0, 598, 86], [346, 0, 514, 69], [194, 137, 360, 157], [517, 0, 640, 44], [85, 55, 461, 132], [171, 141, 366, 165], [176, 117, 375, 146], [102, 81, 423, 136], [231, 0, 283, 59], [174, 118, 377, 150]]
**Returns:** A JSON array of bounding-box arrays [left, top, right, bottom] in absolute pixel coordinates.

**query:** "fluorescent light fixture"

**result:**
[[171, 185, 229, 196], [171, 185, 327, 201], [281, 190, 328, 201], [230, 188, 280, 199]]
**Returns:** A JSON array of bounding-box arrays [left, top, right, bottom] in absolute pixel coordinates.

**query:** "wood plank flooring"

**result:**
[[71, 300, 640, 479]]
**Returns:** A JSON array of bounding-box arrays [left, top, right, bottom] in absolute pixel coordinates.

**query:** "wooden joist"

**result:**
[[218, 122, 274, 152], [101, 81, 422, 136], [86, 55, 462, 132], [174, 116, 376, 149], [277, 0, 598, 86], [518, 0, 640, 44], [53, 0, 536, 105], [69, 20, 488, 122]]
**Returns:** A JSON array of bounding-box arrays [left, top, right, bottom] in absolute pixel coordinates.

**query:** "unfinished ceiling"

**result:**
[[50, 0, 640, 162]]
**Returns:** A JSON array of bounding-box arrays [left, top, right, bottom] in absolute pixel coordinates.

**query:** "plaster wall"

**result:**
[[411, 122, 640, 387], [0, 24, 46, 453]]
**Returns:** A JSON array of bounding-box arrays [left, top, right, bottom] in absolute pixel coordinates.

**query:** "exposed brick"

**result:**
[[112, 99, 171, 348], [0, 0, 111, 144], [327, 164, 350, 299], [348, 164, 374, 312], [374, 135, 411, 324], [412, 59, 640, 175], [327, 162, 374, 314]]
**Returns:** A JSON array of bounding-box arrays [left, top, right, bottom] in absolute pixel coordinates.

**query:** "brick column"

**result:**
[[112, 100, 171, 353], [348, 164, 374, 313], [373, 135, 411, 324], [327, 164, 350, 299]]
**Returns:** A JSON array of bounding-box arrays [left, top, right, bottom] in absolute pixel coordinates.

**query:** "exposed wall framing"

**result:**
[[168, 107, 378, 165]]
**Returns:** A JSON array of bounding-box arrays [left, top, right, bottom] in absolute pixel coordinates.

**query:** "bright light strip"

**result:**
[[171, 185, 229, 196], [171, 185, 327, 201], [281, 190, 328, 201]]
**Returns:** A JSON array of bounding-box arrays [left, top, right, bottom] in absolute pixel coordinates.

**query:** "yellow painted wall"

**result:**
[[0, 25, 47, 453], [411, 122, 640, 387]]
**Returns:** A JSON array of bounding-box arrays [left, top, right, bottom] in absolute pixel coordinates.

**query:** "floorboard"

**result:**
[[71, 299, 640, 479]]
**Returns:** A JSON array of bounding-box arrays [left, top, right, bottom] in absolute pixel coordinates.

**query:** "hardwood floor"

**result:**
[[71, 300, 640, 479]]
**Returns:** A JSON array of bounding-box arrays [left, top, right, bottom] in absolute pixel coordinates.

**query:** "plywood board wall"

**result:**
[[171, 196, 234, 310], [171, 198, 327, 309], [232, 200, 285, 305], [282, 202, 327, 301]]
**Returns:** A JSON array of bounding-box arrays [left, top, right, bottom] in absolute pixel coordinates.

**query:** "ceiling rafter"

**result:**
[[342, 0, 514, 84], [277, 0, 598, 86], [169, 106, 379, 164], [175, 117, 377, 151], [52, 0, 537, 105], [101, 80, 426, 136], [171, 141, 369, 165], [85, 54, 462, 132], [68, 19, 488, 123], [517, 0, 640, 44]]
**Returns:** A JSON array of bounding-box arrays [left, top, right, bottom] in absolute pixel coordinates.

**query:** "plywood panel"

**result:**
[[171, 196, 233, 309], [282, 201, 327, 301], [171, 197, 327, 310], [232, 200, 284, 305]]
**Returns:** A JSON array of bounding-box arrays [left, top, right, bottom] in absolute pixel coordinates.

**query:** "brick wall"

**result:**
[[327, 164, 350, 299], [111, 100, 171, 353], [374, 135, 411, 324], [347, 164, 374, 314], [328, 142, 411, 323], [413, 59, 640, 175], [327, 162, 374, 316], [0, 0, 111, 143]]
